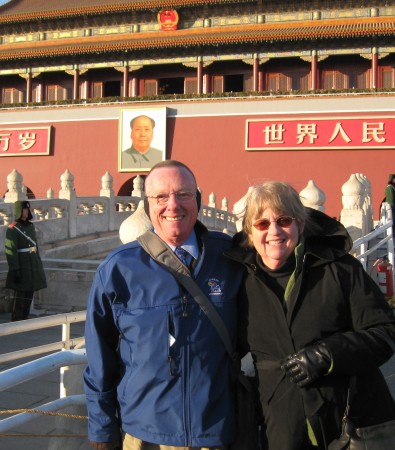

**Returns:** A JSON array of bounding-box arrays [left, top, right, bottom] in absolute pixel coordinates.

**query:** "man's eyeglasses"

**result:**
[[253, 216, 296, 231], [146, 191, 196, 205]]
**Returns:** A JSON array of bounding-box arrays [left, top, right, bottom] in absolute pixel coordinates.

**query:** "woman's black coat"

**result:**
[[227, 209, 395, 450]]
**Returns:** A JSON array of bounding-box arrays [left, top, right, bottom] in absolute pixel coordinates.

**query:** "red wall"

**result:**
[[170, 115, 390, 220], [0, 102, 393, 221]]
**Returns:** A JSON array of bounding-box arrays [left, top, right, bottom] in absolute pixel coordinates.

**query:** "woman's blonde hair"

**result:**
[[242, 181, 307, 246]]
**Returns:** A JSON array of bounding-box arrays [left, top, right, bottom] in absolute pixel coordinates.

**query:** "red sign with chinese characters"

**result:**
[[245, 116, 395, 151], [0, 126, 51, 156]]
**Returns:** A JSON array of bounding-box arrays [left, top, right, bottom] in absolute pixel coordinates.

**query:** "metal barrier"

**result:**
[[351, 203, 394, 274], [0, 311, 87, 434], [0, 310, 86, 364], [0, 256, 100, 275]]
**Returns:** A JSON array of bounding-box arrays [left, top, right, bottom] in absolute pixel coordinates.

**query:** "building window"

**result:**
[[103, 80, 121, 97], [47, 84, 70, 101], [224, 74, 244, 93], [321, 68, 369, 89], [244, 74, 253, 92], [159, 77, 184, 95], [212, 76, 224, 93], [381, 67, 394, 88], [3, 87, 23, 103], [92, 82, 103, 98], [141, 79, 158, 96], [267, 71, 309, 91], [185, 77, 198, 94]]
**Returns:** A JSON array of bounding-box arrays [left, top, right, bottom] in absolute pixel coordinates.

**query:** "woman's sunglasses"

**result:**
[[253, 216, 296, 231]]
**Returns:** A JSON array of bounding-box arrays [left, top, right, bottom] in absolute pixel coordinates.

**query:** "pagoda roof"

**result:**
[[0, 16, 393, 62], [0, 0, 253, 22]]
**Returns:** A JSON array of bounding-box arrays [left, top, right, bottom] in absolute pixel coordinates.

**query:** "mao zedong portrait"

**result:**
[[121, 115, 163, 170]]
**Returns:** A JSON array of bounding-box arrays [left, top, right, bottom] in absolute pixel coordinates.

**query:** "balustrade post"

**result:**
[[340, 174, 365, 241], [132, 175, 144, 199], [4, 169, 28, 204], [233, 187, 253, 232], [208, 192, 216, 208], [59, 169, 77, 238], [299, 180, 326, 212], [100, 171, 115, 231], [356, 173, 373, 233]]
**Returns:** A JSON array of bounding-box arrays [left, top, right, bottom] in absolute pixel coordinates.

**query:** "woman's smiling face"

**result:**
[[251, 208, 301, 270]]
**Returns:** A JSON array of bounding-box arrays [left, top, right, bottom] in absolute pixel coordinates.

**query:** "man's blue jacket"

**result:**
[[84, 223, 243, 447]]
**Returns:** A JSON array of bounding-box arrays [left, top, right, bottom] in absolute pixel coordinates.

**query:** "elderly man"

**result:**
[[84, 160, 243, 450]]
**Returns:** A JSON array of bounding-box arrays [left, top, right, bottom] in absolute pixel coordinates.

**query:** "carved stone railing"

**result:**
[[0, 169, 237, 248], [0, 169, 383, 314], [0, 168, 378, 251]]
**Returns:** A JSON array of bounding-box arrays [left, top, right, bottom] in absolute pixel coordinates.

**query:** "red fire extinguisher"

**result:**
[[374, 256, 394, 299]]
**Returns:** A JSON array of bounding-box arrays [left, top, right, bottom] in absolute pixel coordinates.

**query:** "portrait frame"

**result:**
[[118, 106, 167, 172]]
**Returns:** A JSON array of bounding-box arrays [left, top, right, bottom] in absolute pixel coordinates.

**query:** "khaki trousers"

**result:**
[[123, 433, 227, 450]]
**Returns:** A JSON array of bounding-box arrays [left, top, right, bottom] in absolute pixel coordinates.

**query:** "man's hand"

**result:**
[[281, 342, 332, 388], [90, 442, 121, 450], [13, 270, 22, 283]]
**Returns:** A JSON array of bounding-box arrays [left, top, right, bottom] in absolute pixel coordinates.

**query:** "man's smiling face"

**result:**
[[145, 166, 198, 246]]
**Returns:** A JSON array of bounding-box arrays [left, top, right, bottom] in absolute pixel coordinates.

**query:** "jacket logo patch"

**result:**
[[208, 278, 222, 296]]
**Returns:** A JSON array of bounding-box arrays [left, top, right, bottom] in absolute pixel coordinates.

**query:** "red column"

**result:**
[[26, 72, 32, 103], [311, 51, 318, 90], [197, 59, 203, 95], [253, 55, 259, 91], [203, 74, 210, 94], [123, 67, 130, 97], [73, 69, 80, 100], [258, 70, 264, 91], [372, 48, 378, 89]]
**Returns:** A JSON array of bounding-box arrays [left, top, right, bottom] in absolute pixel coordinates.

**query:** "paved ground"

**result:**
[[0, 311, 394, 450]]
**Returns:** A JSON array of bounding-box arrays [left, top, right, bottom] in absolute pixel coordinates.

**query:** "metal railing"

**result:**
[[0, 310, 86, 364], [351, 203, 394, 273], [0, 311, 87, 434], [0, 257, 100, 276]]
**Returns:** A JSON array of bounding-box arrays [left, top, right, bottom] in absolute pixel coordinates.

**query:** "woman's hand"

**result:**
[[281, 342, 332, 387]]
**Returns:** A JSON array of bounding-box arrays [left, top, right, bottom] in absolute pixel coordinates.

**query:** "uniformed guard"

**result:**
[[4, 200, 47, 321]]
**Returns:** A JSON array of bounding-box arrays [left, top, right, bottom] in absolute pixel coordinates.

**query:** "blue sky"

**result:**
[[0, 0, 10, 5]]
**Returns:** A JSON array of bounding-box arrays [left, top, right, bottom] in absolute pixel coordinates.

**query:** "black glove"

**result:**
[[13, 270, 22, 283], [281, 342, 332, 388]]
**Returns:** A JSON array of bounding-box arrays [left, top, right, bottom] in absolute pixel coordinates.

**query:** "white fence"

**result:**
[[352, 203, 394, 272], [0, 169, 237, 249], [0, 311, 87, 440]]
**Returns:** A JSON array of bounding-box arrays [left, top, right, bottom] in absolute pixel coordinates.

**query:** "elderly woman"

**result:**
[[226, 181, 395, 450]]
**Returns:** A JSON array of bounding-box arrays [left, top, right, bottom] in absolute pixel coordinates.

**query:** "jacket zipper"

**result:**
[[182, 293, 188, 317], [180, 286, 191, 445], [168, 311, 175, 376]]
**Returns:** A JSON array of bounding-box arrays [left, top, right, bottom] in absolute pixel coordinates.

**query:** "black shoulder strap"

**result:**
[[137, 230, 234, 358]]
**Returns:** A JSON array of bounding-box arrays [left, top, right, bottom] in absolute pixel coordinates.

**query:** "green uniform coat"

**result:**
[[5, 202, 47, 292]]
